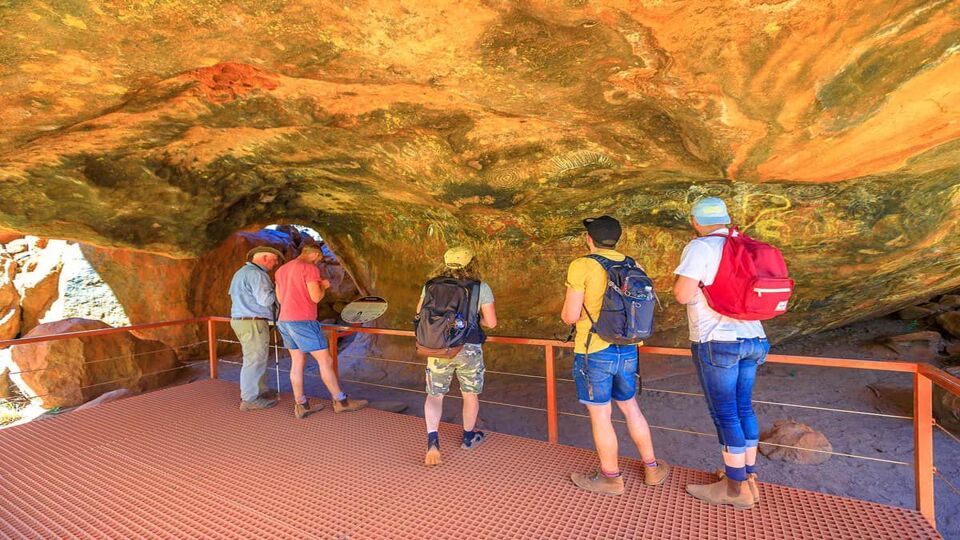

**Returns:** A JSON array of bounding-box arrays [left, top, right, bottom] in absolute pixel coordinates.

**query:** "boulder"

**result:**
[[933, 366, 960, 433], [12, 240, 197, 349], [760, 420, 833, 465], [880, 331, 945, 361], [0, 253, 20, 340], [936, 312, 960, 340], [4, 319, 181, 409], [897, 306, 936, 321], [937, 295, 960, 311], [14, 240, 67, 331]]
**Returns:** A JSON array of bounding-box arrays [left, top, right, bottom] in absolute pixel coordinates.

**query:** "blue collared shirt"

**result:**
[[228, 262, 277, 319]]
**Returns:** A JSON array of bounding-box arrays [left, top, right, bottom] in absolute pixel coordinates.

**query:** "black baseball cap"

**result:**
[[582, 215, 621, 247]]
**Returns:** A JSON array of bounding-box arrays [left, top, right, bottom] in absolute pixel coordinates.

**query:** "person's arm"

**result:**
[[480, 302, 497, 328], [253, 272, 276, 308], [673, 276, 700, 305], [673, 242, 707, 305], [561, 288, 585, 325], [304, 264, 331, 304], [561, 258, 588, 325], [306, 280, 325, 304]]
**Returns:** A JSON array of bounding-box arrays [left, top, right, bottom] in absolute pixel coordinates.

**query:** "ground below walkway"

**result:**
[[0, 380, 939, 539]]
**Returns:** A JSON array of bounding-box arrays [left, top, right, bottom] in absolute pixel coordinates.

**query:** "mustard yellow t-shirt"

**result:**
[[565, 249, 627, 354]]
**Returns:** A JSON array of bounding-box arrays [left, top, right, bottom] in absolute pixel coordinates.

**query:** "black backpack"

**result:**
[[415, 277, 480, 358], [582, 254, 657, 350]]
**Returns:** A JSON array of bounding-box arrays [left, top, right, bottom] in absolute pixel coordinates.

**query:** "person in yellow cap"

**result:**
[[416, 247, 497, 465]]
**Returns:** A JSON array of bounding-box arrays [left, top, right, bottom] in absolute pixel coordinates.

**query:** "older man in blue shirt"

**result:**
[[229, 246, 284, 410]]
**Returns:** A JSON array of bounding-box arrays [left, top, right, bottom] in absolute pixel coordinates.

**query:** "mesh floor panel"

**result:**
[[0, 380, 940, 539]]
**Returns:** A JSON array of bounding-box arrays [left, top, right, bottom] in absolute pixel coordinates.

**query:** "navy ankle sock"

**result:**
[[427, 431, 439, 449], [725, 465, 748, 482], [745, 464, 756, 475]]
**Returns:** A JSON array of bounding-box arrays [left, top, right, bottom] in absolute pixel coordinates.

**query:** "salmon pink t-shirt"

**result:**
[[275, 259, 322, 321]]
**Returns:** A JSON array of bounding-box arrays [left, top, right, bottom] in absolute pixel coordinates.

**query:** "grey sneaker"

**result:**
[[461, 431, 486, 449], [239, 398, 278, 411]]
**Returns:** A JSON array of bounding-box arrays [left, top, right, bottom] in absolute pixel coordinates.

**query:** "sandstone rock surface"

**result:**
[[937, 312, 960, 340], [0, 2, 959, 343], [760, 420, 833, 465], [4, 319, 181, 409], [0, 252, 20, 340], [10, 239, 196, 348], [880, 331, 945, 362], [934, 366, 960, 433]]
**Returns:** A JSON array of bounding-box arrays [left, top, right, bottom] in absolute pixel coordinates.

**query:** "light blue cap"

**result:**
[[691, 197, 730, 226]]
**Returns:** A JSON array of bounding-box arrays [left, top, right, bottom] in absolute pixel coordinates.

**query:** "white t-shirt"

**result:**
[[673, 229, 766, 343]]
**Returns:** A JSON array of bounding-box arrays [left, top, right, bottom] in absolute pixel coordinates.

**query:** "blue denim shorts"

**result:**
[[573, 344, 639, 405], [276, 320, 328, 353]]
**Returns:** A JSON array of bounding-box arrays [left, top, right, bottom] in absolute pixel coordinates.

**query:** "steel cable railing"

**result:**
[[5, 341, 210, 377], [212, 345, 918, 466], [1, 360, 208, 405], [219, 342, 917, 422]]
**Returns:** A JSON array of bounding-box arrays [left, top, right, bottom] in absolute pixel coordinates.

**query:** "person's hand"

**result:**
[[321, 279, 332, 290]]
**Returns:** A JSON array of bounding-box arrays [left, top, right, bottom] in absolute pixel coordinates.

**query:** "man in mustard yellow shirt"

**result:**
[[561, 215, 669, 495]]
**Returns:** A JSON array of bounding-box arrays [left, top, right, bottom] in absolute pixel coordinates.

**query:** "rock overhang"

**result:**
[[1, 1, 959, 342]]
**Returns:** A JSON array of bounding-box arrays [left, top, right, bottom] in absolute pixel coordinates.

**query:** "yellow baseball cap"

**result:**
[[443, 247, 474, 269]]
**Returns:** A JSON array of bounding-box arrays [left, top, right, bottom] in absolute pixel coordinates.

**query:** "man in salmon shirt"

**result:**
[[275, 244, 368, 418]]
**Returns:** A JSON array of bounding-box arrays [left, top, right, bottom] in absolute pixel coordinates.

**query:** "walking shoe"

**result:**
[[425, 445, 442, 466], [239, 397, 277, 411], [461, 431, 486, 450], [716, 469, 760, 503], [644, 460, 671, 486], [333, 397, 368, 413], [571, 471, 624, 496], [686, 478, 754, 509], [293, 399, 323, 419]]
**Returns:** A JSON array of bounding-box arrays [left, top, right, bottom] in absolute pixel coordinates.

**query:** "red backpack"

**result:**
[[700, 227, 794, 321]]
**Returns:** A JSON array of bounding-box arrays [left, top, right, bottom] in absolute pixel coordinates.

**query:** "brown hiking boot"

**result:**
[[333, 397, 368, 413], [571, 471, 624, 496], [644, 460, 670, 486], [239, 397, 277, 411], [424, 445, 442, 466], [686, 478, 754, 509], [294, 399, 323, 419], [716, 469, 760, 503]]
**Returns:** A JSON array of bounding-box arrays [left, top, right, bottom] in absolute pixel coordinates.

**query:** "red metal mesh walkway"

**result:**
[[0, 380, 940, 539]]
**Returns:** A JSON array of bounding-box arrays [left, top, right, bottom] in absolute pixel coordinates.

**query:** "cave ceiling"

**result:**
[[1, 0, 959, 341]]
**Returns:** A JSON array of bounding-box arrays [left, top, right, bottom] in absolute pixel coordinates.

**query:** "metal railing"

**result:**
[[2, 315, 959, 529]]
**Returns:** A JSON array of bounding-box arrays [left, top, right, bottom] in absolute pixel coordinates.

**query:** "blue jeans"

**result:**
[[691, 338, 769, 454], [573, 344, 638, 405]]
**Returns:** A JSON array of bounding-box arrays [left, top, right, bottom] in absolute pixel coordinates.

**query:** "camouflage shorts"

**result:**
[[425, 344, 485, 396]]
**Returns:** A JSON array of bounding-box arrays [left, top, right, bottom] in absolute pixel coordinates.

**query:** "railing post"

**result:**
[[914, 371, 935, 526], [328, 329, 339, 378], [545, 345, 558, 444], [207, 319, 218, 380]]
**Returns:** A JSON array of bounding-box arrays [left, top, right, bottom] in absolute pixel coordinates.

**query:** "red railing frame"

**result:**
[[3, 315, 959, 528]]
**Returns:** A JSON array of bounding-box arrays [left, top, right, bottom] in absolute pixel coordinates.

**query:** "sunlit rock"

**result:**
[[0, 1, 958, 343]]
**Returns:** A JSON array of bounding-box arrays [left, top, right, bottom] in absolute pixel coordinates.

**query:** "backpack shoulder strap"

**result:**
[[468, 280, 481, 322], [584, 253, 613, 271]]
